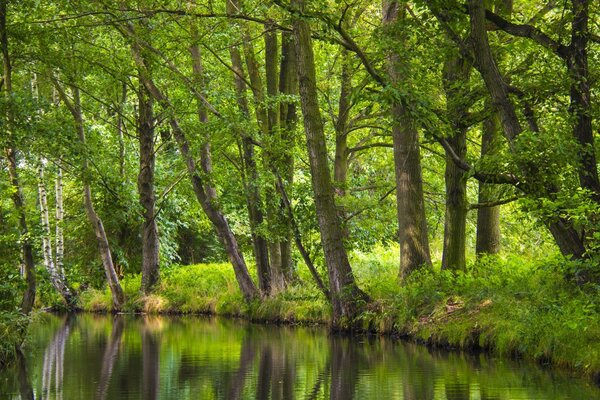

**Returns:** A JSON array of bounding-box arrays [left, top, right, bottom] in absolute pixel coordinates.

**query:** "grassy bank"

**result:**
[[72, 251, 600, 381]]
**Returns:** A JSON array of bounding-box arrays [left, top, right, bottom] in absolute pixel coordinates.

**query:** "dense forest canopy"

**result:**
[[0, 0, 599, 330]]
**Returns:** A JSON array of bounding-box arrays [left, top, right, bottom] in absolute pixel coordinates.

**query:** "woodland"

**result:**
[[0, 0, 600, 379]]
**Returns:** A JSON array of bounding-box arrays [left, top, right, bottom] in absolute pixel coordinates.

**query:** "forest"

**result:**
[[0, 0, 600, 385]]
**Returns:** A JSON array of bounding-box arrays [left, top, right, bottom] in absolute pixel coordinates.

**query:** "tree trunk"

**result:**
[[476, 113, 502, 255], [278, 31, 298, 283], [235, 5, 282, 293], [129, 40, 260, 300], [333, 49, 351, 238], [441, 53, 471, 271], [224, 12, 272, 295], [117, 83, 126, 179], [469, 0, 586, 259], [138, 82, 160, 294], [38, 162, 74, 306], [1, 1, 35, 314], [292, 0, 369, 329], [55, 166, 65, 277], [265, 20, 287, 292], [383, 0, 432, 280], [567, 0, 600, 201], [54, 83, 125, 310]]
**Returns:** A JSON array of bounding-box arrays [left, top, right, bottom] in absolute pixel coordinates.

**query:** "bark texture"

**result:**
[[293, 0, 369, 328], [441, 53, 471, 271], [383, 0, 432, 280], [138, 83, 160, 294], [476, 112, 502, 255], [277, 31, 298, 283]]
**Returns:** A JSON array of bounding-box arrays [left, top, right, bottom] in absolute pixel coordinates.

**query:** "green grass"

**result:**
[[74, 252, 600, 379]]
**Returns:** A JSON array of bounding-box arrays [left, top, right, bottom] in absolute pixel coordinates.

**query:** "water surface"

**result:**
[[1, 313, 599, 399]]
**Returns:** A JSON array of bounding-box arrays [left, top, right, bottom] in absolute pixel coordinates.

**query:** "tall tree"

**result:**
[[54, 83, 125, 310], [38, 161, 74, 306], [138, 81, 160, 294], [225, 2, 272, 295], [383, 0, 432, 279], [441, 51, 471, 271], [1, 0, 35, 314], [292, 0, 369, 328], [126, 25, 260, 300]]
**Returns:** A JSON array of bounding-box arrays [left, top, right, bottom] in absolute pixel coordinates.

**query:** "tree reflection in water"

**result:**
[[2, 314, 600, 400], [95, 315, 124, 400], [41, 315, 72, 400]]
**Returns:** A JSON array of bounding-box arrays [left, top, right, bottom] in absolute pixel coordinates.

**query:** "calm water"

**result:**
[[1, 314, 599, 399]]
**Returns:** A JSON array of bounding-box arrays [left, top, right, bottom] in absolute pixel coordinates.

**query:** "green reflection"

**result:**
[[0, 314, 599, 399]]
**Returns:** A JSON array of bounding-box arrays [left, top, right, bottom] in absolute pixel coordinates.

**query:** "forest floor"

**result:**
[[43, 251, 600, 384]]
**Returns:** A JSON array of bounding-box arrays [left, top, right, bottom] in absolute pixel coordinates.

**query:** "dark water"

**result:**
[[1, 314, 599, 399]]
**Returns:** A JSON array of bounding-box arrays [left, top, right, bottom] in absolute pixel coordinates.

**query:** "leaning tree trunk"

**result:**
[[469, 0, 586, 259], [1, 1, 35, 314], [38, 162, 74, 306], [383, 0, 432, 280], [441, 52, 471, 271], [54, 83, 125, 310], [138, 82, 160, 294], [128, 37, 260, 300], [292, 0, 369, 329]]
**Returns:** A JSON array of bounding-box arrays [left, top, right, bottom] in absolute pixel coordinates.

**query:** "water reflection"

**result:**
[[95, 315, 123, 400], [0, 314, 599, 399]]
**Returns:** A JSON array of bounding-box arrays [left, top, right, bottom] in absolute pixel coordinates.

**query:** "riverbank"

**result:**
[[48, 252, 600, 383]]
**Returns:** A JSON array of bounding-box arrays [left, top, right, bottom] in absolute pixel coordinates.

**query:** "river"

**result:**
[[0, 313, 599, 399]]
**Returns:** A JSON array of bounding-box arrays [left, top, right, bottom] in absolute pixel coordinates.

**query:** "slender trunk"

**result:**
[[292, 0, 369, 328], [383, 1, 432, 280], [568, 0, 600, 201], [118, 83, 126, 179], [224, 12, 272, 295], [333, 50, 351, 238], [265, 20, 286, 291], [55, 166, 65, 276], [1, 2, 35, 314], [278, 31, 298, 283], [38, 162, 74, 306], [235, 3, 281, 292], [55, 83, 125, 310], [276, 175, 330, 299], [130, 41, 259, 300], [476, 112, 502, 255], [441, 54, 471, 271], [138, 83, 160, 294]]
